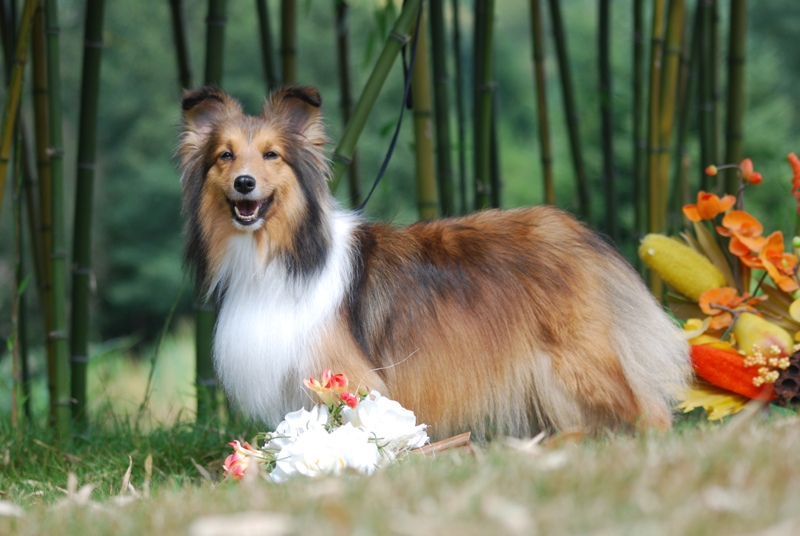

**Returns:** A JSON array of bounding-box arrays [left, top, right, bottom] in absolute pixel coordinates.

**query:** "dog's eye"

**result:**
[[264, 151, 279, 160], [220, 151, 234, 161]]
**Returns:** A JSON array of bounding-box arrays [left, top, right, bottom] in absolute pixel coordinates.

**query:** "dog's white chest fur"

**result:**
[[212, 212, 356, 426]]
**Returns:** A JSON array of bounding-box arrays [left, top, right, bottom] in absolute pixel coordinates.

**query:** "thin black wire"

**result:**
[[356, 5, 423, 212]]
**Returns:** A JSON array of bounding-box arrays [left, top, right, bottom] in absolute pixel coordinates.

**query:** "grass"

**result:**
[[4, 327, 800, 535], [3, 410, 800, 535]]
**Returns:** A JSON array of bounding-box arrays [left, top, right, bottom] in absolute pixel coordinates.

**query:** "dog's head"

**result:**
[[179, 86, 333, 288]]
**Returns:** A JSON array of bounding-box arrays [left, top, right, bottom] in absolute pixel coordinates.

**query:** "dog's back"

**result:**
[[178, 85, 690, 440]]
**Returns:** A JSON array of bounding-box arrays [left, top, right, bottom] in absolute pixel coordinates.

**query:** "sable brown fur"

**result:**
[[179, 85, 690, 441]]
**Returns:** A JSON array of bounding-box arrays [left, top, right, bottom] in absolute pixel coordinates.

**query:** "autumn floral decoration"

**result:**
[[223, 369, 429, 482], [640, 154, 800, 420]]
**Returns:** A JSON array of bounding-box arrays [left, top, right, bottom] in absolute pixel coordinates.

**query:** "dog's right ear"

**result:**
[[179, 86, 242, 163]]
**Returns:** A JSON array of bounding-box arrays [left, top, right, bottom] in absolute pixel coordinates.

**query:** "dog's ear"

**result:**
[[180, 86, 242, 161], [267, 86, 327, 146]]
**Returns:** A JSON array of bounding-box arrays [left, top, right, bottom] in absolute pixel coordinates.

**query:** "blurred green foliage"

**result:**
[[1, 0, 799, 343]]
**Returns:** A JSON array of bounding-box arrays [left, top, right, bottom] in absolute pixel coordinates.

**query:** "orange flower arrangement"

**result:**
[[640, 155, 800, 420]]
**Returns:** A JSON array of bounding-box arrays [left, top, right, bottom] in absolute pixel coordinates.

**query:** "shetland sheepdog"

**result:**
[[178, 85, 690, 440]]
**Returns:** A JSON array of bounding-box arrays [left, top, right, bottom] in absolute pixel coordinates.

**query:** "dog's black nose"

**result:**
[[233, 175, 256, 194]]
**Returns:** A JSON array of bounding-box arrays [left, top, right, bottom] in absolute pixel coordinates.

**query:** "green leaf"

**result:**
[[17, 274, 31, 297]]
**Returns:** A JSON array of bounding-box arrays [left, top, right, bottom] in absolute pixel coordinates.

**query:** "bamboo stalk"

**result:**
[[195, 0, 228, 423], [0, 0, 14, 73], [698, 0, 719, 184], [450, 0, 468, 214], [724, 0, 746, 195], [334, 0, 361, 207], [473, 0, 495, 210], [489, 96, 501, 208], [169, 0, 193, 90], [646, 0, 666, 296], [329, 0, 423, 192], [656, 0, 685, 232], [0, 0, 38, 218], [12, 139, 24, 432], [598, 0, 616, 240], [632, 0, 645, 242], [281, 0, 296, 84], [45, 0, 72, 441], [257, 0, 278, 90], [670, 3, 700, 229], [70, 0, 106, 426], [429, 0, 454, 216], [547, 0, 589, 219], [411, 8, 438, 221], [205, 0, 226, 86], [529, 0, 554, 206], [32, 2, 55, 424]]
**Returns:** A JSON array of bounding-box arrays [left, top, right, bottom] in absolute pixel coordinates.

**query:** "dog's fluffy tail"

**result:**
[[604, 261, 691, 428]]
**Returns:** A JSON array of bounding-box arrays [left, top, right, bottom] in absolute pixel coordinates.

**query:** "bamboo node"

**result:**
[[70, 354, 90, 364], [83, 39, 104, 49], [388, 30, 411, 45], [332, 152, 354, 166], [55, 398, 74, 407], [48, 330, 67, 340]]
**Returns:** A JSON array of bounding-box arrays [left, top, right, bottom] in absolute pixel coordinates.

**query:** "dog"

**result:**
[[178, 85, 690, 440]]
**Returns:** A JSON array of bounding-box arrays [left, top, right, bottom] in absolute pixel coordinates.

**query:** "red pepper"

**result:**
[[690, 344, 777, 400]]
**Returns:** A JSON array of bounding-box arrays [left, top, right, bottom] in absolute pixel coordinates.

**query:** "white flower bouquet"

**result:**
[[223, 370, 429, 482]]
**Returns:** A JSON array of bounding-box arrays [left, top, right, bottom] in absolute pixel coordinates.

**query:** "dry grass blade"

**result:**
[[191, 457, 214, 481], [0, 501, 25, 518], [412, 432, 472, 456], [143, 454, 153, 498], [119, 455, 134, 495], [187, 511, 292, 536]]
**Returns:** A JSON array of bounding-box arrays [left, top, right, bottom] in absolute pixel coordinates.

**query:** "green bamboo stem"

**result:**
[[411, 8, 438, 221], [0, 0, 14, 74], [257, 0, 278, 90], [12, 139, 24, 431], [204, 0, 226, 86], [547, 0, 589, 219], [281, 0, 296, 84], [656, 0, 685, 232], [489, 97, 501, 208], [669, 3, 700, 229], [330, 0, 422, 192], [632, 0, 645, 241], [0, 0, 38, 218], [529, 0, 554, 206], [32, 3, 55, 423], [429, 0, 454, 216], [698, 0, 719, 184], [724, 0, 746, 195], [646, 0, 666, 296], [450, 0, 468, 214], [195, 0, 228, 423], [45, 0, 72, 441], [334, 0, 361, 207], [169, 0, 193, 89], [70, 0, 106, 426], [473, 0, 495, 210], [598, 0, 617, 240]]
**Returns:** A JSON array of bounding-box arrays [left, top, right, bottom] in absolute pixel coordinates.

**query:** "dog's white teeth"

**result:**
[[234, 205, 258, 221]]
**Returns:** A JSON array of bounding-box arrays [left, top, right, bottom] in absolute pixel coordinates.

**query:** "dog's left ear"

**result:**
[[179, 86, 243, 166], [267, 86, 327, 146]]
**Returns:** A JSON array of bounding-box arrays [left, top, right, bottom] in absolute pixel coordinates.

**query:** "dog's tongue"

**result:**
[[236, 200, 259, 217]]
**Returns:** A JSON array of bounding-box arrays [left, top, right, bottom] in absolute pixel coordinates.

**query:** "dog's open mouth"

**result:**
[[229, 195, 273, 226]]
